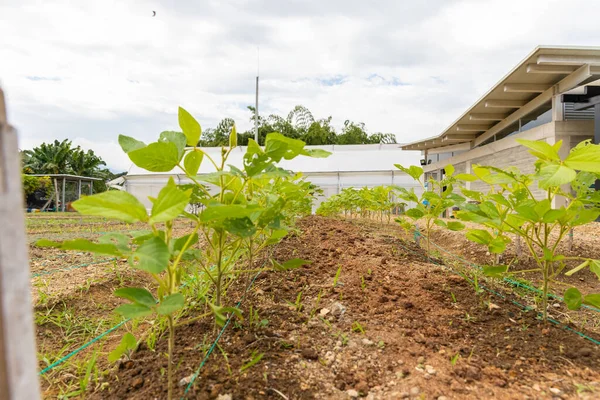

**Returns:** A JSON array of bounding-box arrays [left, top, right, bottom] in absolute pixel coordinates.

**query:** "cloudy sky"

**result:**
[[2, 0, 600, 171]]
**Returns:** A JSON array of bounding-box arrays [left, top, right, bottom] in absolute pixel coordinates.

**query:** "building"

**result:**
[[119, 143, 422, 212], [402, 45, 600, 206]]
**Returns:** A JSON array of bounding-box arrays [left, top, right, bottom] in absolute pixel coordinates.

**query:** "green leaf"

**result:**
[[394, 164, 423, 181], [489, 237, 507, 253], [515, 204, 539, 222], [128, 142, 180, 172], [108, 332, 137, 363], [583, 293, 600, 308], [542, 208, 566, 223], [200, 204, 257, 223], [115, 303, 153, 318], [444, 164, 455, 177], [209, 303, 243, 327], [405, 208, 424, 219], [173, 233, 199, 254], [36, 238, 122, 256], [480, 201, 499, 218], [564, 288, 583, 310], [447, 221, 465, 231], [482, 264, 508, 278], [488, 194, 510, 207], [98, 233, 130, 253], [72, 191, 148, 223], [118, 135, 146, 153], [229, 125, 237, 148], [129, 237, 169, 274], [564, 141, 600, 173], [149, 177, 191, 224], [183, 150, 204, 176], [455, 173, 477, 182], [272, 258, 312, 271], [156, 293, 185, 315], [223, 217, 256, 237], [114, 288, 156, 308], [590, 260, 600, 280], [434, 219, 447, 228], [466, 229, 493, 245], [565, 260, 590, 276], [534, 199, 551, 219], [159, 131, 187, 160], [538, 164, 576, 189], [301, 148, 331, 158], [178, 107, 201, 146], [571, 208, 600, 226], [516, 139, 560, 161]]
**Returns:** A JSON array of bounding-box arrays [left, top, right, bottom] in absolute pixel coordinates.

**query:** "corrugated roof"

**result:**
[[402, 45, 600, 151], [125, 143, 422, 177]]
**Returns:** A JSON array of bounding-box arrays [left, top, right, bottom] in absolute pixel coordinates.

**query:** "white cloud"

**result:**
[[2, 0, 600, 171]]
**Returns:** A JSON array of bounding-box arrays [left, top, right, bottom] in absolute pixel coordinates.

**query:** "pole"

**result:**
[[0, 87, 41, 400], [61, 177, 66, 212], [255, 76, 259, 144]]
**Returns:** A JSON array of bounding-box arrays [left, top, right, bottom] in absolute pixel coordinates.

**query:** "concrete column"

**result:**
[[552, 95, 564, 121]]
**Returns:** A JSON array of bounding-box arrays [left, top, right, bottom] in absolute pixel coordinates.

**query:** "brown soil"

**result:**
[[89, 216, 600, 399]]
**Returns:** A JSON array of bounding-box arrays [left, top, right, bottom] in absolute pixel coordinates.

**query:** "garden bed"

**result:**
[[67, 216, 600, 399]]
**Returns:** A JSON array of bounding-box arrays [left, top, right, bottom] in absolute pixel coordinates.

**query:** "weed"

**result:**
[[352, 321, 365, 334], [240, 351, 264, 373], [333, 265, 342, 287]]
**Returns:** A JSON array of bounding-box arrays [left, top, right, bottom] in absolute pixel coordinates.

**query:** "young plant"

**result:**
[[37, 107, 329, 398], [457, 139, 600, 321], [394, 164, 466, 255]]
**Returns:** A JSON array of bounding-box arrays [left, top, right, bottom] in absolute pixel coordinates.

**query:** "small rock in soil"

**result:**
[[216, 395, 232, 400], [549, 388, 562, 396], [347, 389, 359, 398], [362, 338, 374, 346], [356, 380, 369, 394], [425, 365, 437, 375], [178, 374, 194, 387], [579, 347, 592, 357], [320, 308, 331, 316], [331, 302, 347, 318], [301, 348, 319, 360], [417, 356, 425, 364], [399, 392, 410, 399], [131, 377, 144, 390], [438, 397, 448, 400], [410, 386, 420, 396]]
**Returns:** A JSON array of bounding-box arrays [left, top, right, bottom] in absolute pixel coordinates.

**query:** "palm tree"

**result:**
[[22, 139, 72, 174], [69, 147, 106, 176]]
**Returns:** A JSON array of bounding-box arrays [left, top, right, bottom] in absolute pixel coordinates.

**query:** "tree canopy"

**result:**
[[21, 139, 119, 193], [198, 105, 396, 147]]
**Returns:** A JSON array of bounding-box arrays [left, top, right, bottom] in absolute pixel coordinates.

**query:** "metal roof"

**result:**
[[402, 45, 600, 151]]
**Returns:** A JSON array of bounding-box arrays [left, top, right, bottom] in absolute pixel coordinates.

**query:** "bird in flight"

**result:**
[[152, 11, 156, 16]]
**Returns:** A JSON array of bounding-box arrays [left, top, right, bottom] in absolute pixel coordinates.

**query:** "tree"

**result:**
[[22, 139, 72, 175]]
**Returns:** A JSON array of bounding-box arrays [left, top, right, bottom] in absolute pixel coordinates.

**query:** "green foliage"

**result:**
[[456, 139, 600, 321], [37, 107, 330, 400], [108, 332, 137, 363], [317, 185, 405, 223], [394, 164, 465, 255], [199, 105, 396, 146]]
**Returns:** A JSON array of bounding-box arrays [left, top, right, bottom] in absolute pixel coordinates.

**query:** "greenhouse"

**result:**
[[118, 143, 423, 212]]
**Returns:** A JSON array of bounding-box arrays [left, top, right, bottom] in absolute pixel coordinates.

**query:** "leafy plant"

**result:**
[[457, 139, 600, 321], [108, 332, 137, 363], [36, 107, 329, 399], [394, 164, 466, 255]]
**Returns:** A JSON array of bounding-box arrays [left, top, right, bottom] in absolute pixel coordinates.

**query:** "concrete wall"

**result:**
[[424, 120, 594, 200]]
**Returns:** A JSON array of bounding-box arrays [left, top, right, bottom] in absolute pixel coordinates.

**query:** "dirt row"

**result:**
[[76, 216, 600, 399]]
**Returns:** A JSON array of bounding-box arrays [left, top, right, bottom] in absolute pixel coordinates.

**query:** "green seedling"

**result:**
[[240, 351, 264, 373], [456, 139, 600, 321], [333, 265, 342, 287], [36, 108, 329, 399], [352, 321, 365, 334], [108, 332, 137, 362]]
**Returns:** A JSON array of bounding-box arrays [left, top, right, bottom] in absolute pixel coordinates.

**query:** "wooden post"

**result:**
[[0, 88, 41, 399], [61, 177, 66, 212]]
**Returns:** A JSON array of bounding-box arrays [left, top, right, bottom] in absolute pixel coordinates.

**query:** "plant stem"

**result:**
[[542, 260, 549, 323], [167, 315, 175, 400]]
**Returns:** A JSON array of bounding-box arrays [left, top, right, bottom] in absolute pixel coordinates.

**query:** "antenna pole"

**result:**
[[255, 76, 259, 144]]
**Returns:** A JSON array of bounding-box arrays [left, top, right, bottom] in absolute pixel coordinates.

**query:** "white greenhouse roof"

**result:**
[[126, 143, 421, 177]]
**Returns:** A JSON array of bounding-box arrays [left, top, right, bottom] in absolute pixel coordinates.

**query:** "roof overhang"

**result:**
[[402, 46, 600, 151]]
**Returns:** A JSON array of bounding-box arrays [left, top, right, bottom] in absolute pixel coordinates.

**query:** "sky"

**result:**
[[2, 0, 600, 172]]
